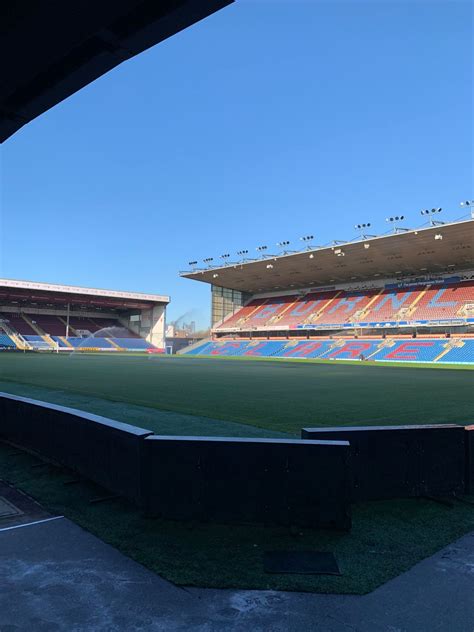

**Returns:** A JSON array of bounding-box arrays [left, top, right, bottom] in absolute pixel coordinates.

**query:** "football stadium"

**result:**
[[1, 1, 473, 629], [0, 213, 473, 600]]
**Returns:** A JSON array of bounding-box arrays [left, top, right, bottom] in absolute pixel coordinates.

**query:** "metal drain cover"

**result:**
[[0, 497, 23, 519]]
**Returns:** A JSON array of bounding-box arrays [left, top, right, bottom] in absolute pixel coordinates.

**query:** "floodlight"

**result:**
[[386, 216, 409, 232]]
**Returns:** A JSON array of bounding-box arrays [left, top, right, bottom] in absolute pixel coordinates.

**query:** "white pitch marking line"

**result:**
[[0, 515, 64, 533]]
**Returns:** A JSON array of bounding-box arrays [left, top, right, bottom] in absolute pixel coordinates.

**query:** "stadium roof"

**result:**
[[0, 278, 169, 310], [0, 0, 233, 143], [181, 219, 474, 294]]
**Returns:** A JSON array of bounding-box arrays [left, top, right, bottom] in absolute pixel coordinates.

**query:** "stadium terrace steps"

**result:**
[[42, 334, 56, 349], [177, 336, 212, 355], [21, 313, 46, 336], [0, 312, 37, 335], [0, 317, 30, 350], [67, 337, 115, 349], [215, 280, 474, 332], [52, 336, 72, 348], [0, 315, 155, 352], [117, 338, 154, 350], [40, 315, 73, 336], [57, 316, 79, 336], [108, 338, 124, 351], [0, 333, 15, 348], [438, 340, 474, 363], [24, 335, 54, 350], [184, 338, 474, 363]]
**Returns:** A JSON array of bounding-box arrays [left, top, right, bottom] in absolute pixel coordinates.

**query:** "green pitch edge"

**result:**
[[182, 354, 474, 370], [0, 380, 288, 439]]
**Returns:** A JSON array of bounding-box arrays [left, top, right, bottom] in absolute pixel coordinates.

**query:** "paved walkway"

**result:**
[[1, 511, 473, 631]]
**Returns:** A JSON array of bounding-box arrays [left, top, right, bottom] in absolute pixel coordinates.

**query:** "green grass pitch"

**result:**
[[0, 352, 472, 594], [0, 352, 472, 435]]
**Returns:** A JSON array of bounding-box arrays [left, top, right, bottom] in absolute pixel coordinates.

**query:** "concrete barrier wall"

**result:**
[[141, 436, 352, 529], [301, 425, 466, 501], [2, 392, 467, 527], [0, 392, 152, 503], [0, 393, 352, 529]]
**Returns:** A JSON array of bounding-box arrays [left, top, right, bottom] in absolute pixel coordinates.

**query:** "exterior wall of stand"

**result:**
[[140, 305, 166, 348]]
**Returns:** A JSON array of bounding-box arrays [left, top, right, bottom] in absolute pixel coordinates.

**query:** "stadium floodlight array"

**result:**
[[420, 208, 444, 226], [276, 240, 296, 254], [460, 200, 474, 218], [420, 208, 442, 215], [354, 222, 375, 239], [237, 249, 253, 262], [183, 201, 470, 275], [385, 215, 409, 233], [256, 245, 278, 259], [300, 235, 314, 251]]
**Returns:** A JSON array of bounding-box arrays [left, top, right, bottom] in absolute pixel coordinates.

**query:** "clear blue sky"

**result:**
[[1, 0, 472, 327]]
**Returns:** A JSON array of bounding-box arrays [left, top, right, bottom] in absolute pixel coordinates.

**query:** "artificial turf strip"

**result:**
[[1, 441, 473, 594], [0, 354, 472, 436]]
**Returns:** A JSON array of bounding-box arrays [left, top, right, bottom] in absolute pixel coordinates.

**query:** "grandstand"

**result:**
[[0, 278, 169, 352], [181, 217, 474, 364]]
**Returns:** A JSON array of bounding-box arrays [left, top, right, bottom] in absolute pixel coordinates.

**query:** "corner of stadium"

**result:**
[[1, 1, 473, 628]]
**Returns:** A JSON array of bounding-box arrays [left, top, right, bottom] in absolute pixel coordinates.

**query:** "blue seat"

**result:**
[[0, 333, 15, 348], [440, 340, 474, 363]]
